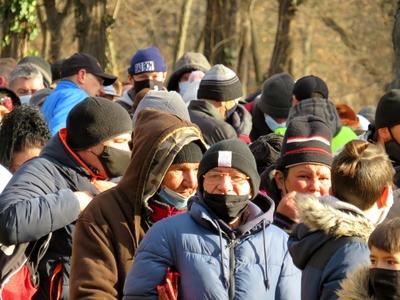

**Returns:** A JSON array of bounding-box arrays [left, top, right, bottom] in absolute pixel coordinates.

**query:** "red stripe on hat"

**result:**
[[284, 147, 332, 156], [286, 135, 331, 146]]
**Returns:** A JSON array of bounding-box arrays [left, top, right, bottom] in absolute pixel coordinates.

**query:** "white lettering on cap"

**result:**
[[218, 151, 232, 167], [134, 61, 155, 73]]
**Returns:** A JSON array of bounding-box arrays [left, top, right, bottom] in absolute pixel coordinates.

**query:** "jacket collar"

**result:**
[[336, 265, 374, 300], [295, 194, 374, 240]]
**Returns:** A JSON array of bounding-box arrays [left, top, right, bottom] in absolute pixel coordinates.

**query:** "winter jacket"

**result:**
[[288, 98, 357, 153], [123, 196, 301, 300], [69, 109, 206, 300], [288, 194, 374, 300], [0, 129, 99, 299], [336, 266, 375, 300], [116, 90, 134, 112], [167, 52, 211, 92], [189, 100, 252, 145], [41, 80, 88, 135]]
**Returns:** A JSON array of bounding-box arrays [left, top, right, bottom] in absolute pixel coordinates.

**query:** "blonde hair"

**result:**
[[331, 140, 394, 210]]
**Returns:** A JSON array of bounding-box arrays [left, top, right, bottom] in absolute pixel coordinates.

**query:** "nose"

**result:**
[[308, 178, 320, 195], [216, 175, 234, 194], [183, 169, 197, 189]]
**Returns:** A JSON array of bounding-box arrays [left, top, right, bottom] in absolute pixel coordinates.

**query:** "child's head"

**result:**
[[368, 218, 400, 270], [331, 140, 394, 211]]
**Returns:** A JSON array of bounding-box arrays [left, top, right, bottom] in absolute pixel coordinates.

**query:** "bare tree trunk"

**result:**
[[74, 0, 108, 66], [268, 0, 301, 77], [391, 0, 400, 88], [106, 0, 121, 74], [174, 0, 193, 67], [237, 0, 255, 96], [250, 0, 262, 85], [204, 0, 243, 69], [37, 0, 73, 62]]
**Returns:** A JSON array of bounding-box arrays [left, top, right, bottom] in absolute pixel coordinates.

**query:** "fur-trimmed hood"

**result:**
[[295, 194, 374, 240], [337, 266, 375, 300], [288, 194, 374, 270]]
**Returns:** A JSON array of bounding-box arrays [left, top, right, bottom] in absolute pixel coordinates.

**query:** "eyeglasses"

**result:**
[[203, 171, 250, 185]]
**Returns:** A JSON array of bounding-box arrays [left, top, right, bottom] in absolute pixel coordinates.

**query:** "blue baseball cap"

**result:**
[[128, 47, 167, 75]]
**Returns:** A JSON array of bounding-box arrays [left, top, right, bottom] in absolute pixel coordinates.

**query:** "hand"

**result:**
[[276, 191, 300, 223], [74, 191, 93, 211], [93, 180, 117, 193]]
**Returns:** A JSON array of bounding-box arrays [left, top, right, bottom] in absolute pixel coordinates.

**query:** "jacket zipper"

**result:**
[[228, 237, 236, 300]]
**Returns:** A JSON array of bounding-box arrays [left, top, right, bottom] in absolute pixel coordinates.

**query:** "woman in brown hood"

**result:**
[[69, 109, 206, 299]]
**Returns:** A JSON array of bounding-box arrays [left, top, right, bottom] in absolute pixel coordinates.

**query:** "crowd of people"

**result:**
[[0, 46, 399, 300]]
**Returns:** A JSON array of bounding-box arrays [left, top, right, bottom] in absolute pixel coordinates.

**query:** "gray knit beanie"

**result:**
[[197, 64, 242, 101]]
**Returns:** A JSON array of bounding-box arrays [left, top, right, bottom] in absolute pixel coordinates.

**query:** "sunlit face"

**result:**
[[82, 73, 104, 96], [275, 163, 331, 197], [9, 146, 42, 173], [133, 72, 166, 82], [103, 132, 131, 152], [370, 246, 400, 271], [10, 77, 44, 96], [161, 162, 199, 197], [203, 167, 251, 196]]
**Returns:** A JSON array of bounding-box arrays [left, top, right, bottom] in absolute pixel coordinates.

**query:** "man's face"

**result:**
[[103, 132, 131, 152], [370, 246, 400, 271], [390, 124, 400, 143], [80, 72, 104, 96], [203, 167, 251, 196], [161, 162, 199, 197], [133, 72, 166, 83], [10, 77, 44, 96]]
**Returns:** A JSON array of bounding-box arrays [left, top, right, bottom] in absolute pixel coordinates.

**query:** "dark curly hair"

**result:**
[[0, 105, 50, 169]]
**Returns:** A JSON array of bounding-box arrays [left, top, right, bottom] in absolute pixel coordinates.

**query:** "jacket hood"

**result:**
[[337, 265, 374, 300], [288, 98, 342, 136], [167, 52, 211, 91], [295, 194, 374, 240], [118, 109, 206, 216], [288, 194, 374, 270], [188, 193, 274, 236]]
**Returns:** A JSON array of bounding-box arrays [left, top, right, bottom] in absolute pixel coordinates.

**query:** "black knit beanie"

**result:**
[[293, 75, 329, 101], [276, 115, 332, 170], [66, 97, 132, 150], [173, 141, 203, 164], [257, 73, 294, 118], [198, 139, 260, 198], [249, 133, 283, 174], [375, 89, 400, 129], [197, 64, 242, 101]]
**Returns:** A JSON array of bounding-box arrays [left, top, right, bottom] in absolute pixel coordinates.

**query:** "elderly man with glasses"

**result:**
[[123, 138, 301, 300]]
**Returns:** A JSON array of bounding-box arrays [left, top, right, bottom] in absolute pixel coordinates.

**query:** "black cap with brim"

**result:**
[[0, 87, 20, 106], [60, 52, 117, 86]]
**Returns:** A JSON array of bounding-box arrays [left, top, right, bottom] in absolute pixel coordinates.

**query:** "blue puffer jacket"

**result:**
[[41, 80, 88, 135], [123, 196, 301, 300], [288, 194, 374, 300]]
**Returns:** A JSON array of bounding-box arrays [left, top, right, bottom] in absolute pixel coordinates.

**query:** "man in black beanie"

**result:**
[[368, 89, 400, 217], [123, 138, 300, 300], [0, 96, 132, 299], [250, 72, 294, 141], [188, 64, 252, 145]]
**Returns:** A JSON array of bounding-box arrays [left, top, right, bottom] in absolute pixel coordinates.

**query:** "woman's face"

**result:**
[[275, 164, 331, 197]]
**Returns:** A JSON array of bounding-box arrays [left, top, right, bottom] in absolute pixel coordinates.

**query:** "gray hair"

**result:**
[[9, 63, 43, 87]]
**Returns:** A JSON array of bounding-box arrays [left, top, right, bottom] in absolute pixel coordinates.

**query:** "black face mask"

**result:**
[[98, 146, 131, 178], [369, 268, 400, 299], [134, 79, 164, 94], [203, 192, 249, 223]]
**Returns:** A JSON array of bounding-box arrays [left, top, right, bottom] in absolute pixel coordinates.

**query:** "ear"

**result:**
[[377, 185, 389, 209], [274, 170, 286, 193], [377, 127, 391, 144], [76, 69, 87, 85], [291, 96, 299, 107]]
